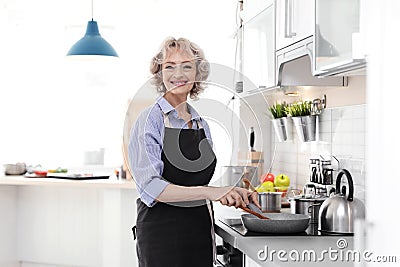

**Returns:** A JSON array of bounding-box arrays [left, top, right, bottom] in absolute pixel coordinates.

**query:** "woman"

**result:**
[[128, 37, 259, 267]]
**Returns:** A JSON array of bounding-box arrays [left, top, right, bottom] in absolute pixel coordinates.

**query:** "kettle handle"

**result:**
[[335, 169, 354, 201]]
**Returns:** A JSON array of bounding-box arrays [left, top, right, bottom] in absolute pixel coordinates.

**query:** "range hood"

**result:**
[[276, 37, 347, 87]]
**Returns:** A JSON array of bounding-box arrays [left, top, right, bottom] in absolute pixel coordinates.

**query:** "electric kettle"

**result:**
[[318, 169, 365, 234]]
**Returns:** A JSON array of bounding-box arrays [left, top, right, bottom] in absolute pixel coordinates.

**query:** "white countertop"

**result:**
[[213, 203, 355, 266], [0, 175, 136, 189]]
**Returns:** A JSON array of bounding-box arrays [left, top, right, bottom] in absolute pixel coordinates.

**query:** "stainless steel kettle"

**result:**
[[318, 169, 365, 234]]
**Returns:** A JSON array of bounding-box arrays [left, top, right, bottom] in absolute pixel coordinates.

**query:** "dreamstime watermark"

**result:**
[[257, 238, 398, 264]]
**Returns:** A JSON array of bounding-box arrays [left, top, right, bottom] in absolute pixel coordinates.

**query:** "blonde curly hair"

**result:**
[[150, 37, 209, 99]]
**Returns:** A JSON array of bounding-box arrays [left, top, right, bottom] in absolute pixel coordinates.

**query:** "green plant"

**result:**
[[285, 100, 312, 117], [269, 102, 288, 119]]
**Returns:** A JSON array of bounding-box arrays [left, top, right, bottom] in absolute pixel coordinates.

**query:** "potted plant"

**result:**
[[269, 102, 292, 142], [285, 100, 317, 142]]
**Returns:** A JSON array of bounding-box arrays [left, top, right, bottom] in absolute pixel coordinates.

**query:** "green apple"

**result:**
[[257, 181, 276, 192], [274, 174, 290, 187]]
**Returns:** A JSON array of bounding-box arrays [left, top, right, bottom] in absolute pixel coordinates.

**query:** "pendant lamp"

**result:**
[[67, 0, 118, 57]]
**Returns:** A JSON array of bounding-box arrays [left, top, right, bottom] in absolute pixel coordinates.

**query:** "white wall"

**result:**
[[269, 104, 366, 202], [0, 0, 237, 168], [365, 0, 400, 263]]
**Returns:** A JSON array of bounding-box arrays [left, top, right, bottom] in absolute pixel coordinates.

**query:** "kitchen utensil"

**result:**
[[3, 163, 27, 175], [289, 195, 326, 214], [247, 203, 263, 215], [249, 127, 255, 151], [319, 169, 366, 234], [303, 183, 316, 198], [240, 206, 269, 220], [258, 192, 282, 213], [242, 177, 257, 192], [321, 168, 333, 185], [241, 213, 310, 233], [308, 204, 322, 224], [289, 196, 326, 224], [316, 186, 328, 197]]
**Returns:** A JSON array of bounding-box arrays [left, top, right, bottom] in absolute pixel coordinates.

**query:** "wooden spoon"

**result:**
[[240, 206, 270, 220], [242, 177, 257, 192]]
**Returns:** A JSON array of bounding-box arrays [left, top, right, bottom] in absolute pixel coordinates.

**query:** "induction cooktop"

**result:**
[[218, 218, 322, 236]]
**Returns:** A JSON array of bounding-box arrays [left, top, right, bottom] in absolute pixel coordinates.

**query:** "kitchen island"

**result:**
[[0, 175, 138, 267]]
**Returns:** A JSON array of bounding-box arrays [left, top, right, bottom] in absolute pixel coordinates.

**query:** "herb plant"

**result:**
[[269, 102, 288, 119], [285, 101, 312, 117]]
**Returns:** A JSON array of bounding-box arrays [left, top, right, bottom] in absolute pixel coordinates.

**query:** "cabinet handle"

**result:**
[[288, 0, 296, 37], [284, 0, 291, 38]]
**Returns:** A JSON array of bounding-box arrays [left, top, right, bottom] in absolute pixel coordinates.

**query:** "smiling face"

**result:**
[[162, 49, 197, 97]]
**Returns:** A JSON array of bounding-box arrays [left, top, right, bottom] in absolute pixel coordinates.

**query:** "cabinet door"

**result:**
[[314, 0, 365, 75], [242, 0, 273, 23], [276, 0, 315, 51], [243, 3, 275, 92]]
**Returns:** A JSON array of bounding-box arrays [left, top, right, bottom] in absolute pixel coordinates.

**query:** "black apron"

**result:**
[[135, 118, 217, 267]]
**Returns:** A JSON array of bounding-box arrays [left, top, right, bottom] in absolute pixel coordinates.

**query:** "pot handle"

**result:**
[[335, 169, 354, 201], [307, 203, 322, 213]]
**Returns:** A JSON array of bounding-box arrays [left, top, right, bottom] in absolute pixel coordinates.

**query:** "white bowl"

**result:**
[[3, 163, 27, 175]]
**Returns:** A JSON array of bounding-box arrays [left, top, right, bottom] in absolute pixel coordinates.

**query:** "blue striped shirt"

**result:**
[[128, 96, 214, 207]]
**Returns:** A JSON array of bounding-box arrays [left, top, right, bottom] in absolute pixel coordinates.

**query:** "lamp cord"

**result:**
[[91, 0, 94, 20]]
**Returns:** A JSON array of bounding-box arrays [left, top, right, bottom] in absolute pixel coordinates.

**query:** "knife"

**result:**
[[249, 127, 255, 151]]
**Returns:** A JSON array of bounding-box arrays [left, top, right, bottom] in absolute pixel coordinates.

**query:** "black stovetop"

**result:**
[[218, 218, 353, 237]]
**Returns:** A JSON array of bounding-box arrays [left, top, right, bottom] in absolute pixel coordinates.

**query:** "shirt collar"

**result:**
[[156, 96, 201, 122], [156, 96, 174, 114]]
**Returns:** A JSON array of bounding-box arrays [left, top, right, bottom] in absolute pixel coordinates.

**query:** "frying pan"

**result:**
[[241, 213, 310, 234]]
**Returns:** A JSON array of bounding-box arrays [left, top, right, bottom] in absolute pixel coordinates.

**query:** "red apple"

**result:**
[[260, 173, 275, 183]]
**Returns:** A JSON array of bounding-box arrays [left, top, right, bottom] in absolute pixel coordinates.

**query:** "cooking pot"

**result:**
[[319, 169, 365, 234], [258, 192, 281, 213], [289, 196, 326, 224]]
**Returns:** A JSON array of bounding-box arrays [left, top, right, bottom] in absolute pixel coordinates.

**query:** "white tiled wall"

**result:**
[[270, 104, 366, 202]]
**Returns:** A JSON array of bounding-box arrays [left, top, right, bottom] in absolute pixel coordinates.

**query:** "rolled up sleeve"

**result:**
[[128, 107, 170, 207]]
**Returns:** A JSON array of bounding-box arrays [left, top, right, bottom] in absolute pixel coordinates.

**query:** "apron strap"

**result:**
[[206, 200, 217, 264]]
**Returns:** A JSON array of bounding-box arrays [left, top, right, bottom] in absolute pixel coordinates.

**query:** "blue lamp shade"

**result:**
[[67, 20, 118, 57]]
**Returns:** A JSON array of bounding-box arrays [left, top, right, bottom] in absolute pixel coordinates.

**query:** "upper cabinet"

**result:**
[[242, 0, 276, 92], [275, 0, 315, 51], [242, 1, 275, 92], [239, 0, 364, 94], [241, 0, 274, 24], [313, 0, 366, 76]]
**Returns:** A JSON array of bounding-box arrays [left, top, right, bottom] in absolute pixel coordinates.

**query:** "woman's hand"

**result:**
[[210, 186, 260, 208]]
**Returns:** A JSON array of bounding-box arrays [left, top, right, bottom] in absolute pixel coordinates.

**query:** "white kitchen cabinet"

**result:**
[[241, 0, 273, 24], [242, 2, 275, 92], [275, 0, 315, 51], [0, 177, 138, 267], [313, 0, 366, 76]]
